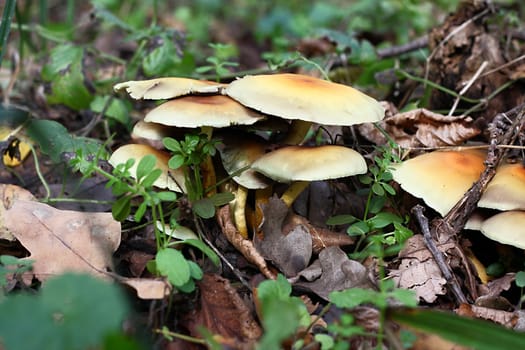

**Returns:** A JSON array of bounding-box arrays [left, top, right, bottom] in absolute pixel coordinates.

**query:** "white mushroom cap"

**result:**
[[480, 211, 525, 249], [251, 145, 367, 182], [114, 77, 223, 100], [109, 144, 185, 192], [391, 150, 486, 216], [131, 120, 177, 141], [224, 73, 384, 125], [144, 95, 265, 128], [478, 163, 525, 211]]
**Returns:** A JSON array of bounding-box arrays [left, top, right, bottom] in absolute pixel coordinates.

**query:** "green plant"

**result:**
[[69, 145, 219, 292], [325, 141, 416, 348], [195, 43, 239, 82], [163, 132, 233, 219], [0, 273, 132, 350]]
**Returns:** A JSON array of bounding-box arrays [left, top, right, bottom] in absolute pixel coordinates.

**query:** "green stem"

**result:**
[[29, 144, 51, 201], [0, 0, 17, 67], [396, 69, 480, 104]]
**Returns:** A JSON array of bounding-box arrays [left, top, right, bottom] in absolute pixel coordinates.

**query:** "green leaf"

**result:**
[[257, 274, 292, 302], [347, 221, 369, 236], [368, 212, 403, 229], [142, 34, 181, 77], [163, 137, 181, 152], [183, 239, 220, 266], [26, 119, 101, 163], [41, 44, 83, 80], [389, 308, 525, 350], [140, 169, 162, 188], [89, 96, 131, 128], [134, 201, 148, 222], [516, 271, 525, 288], [369, 195, 386, 214], [42, 45, 93, 110], [136, 154, 157, 182], [112, 195, 131, 221], [168, 155, 185, 169], [389, 289, 418, 307], [208, 192, 234, 206], [330, 288, 380, 308], [0, 273, 128, 350], [187, 260, 204, 280], [371, 182, 385, 196], [156, 191, 177, 202], [192, 198, 215, 219], [326, 214, 357, 226], [155, 248, 190, 287], [382, 182, 396, 195]]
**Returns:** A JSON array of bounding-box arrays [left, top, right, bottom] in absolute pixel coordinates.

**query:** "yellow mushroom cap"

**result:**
[[251, 145, 367, 182], [114, 77, 223, 100], [480, 211, 525, 249], [109, 144, 185, 192], [144, 95, 265, 128], [479, 163, 525, 211], [391, 150, 486, 216], [224, 73, 384, 125]]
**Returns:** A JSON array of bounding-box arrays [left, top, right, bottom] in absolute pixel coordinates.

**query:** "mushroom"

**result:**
[[144, 94, 267, 196], [109, 144, 186, 192], [251, 145, 367, 207], [479, 211, 525, 249], [224, 73, 384, 144], [114, 77, 223, 100], [478, 162, 525, 211], [391, 149, 486, 216], [216, 131, 272, 237]]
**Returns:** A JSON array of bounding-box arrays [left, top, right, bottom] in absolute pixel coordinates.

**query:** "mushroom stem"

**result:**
[[281, 181, 309, 207], [233, 185, 249, 238], [282, 120, 312, 145]]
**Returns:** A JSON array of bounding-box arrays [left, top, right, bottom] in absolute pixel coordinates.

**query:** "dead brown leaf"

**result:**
[[295, 246, 373, 300], [217, 204, 275, 279], [389, 234, 453, 303], [121, 277, 171, 299], [0, 184, 120, 282], [359, 105, 480, 148], [255, 196, 312, 277], [0, 184, 36, 240], [178, 274, 261, 349]]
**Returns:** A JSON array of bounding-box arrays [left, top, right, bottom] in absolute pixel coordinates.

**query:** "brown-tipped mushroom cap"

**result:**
[[391, 149, 486, 216], [216, 132, 272, 189], [144, 95, 265, 128], [478, 163, 525, 211], [480, 211, 525, 249], [251, 145, 367, 182], [109, 144, 185, 192], [114, 77, 222, 100], [224, 73, 384, 125]]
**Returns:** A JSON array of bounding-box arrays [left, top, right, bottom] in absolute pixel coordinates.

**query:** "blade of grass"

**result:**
[[389, 307, 525, 350], [0, 0, 17, 67]]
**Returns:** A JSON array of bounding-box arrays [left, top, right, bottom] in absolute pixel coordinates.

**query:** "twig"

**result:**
[[412, 205, 467, 304], [448, 60, 488, 116], [376, 35, 429, 59], [194, 214, 251, 289]]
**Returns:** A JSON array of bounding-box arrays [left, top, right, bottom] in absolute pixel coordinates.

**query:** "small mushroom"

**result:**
[[251, 145, 367, 207], [109, 144, 186, 192], [391, 149, 486, 216], [224, 73, 384, 144], [478, 162, 525, 211], [480, 211, 525, 249], [216, 131, 272, 238], [114, 77, 223, 100]]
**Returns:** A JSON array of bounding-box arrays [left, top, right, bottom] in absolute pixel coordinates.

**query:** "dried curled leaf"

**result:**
[[359, 105, 480, 148]]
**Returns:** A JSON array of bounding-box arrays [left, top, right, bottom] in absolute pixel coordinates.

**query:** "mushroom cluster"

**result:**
[[111, 73, 385, 238], [392, 150, 525, 249]]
